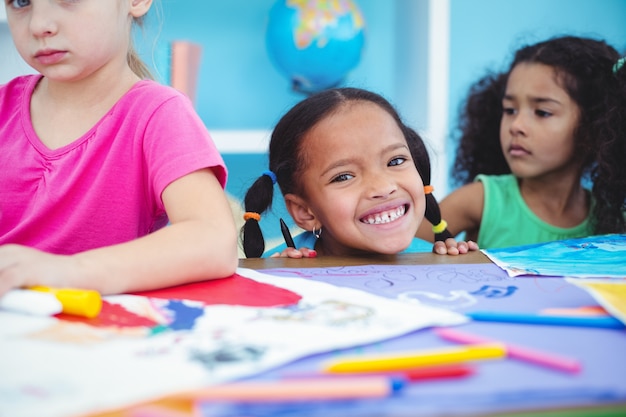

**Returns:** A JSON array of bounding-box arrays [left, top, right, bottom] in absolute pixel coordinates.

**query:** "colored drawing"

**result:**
[[264, 261, 625, 329], [0, 268, 464, 417], [267, 263, 578, 313], [482, 234, 626, 278]]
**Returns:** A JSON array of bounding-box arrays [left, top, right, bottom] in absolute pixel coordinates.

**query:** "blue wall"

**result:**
[[140, 0, 397, 130]]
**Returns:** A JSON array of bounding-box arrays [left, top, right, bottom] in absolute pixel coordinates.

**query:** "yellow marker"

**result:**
[[30, 286, 102, 318], [323, 343, 506, 373]]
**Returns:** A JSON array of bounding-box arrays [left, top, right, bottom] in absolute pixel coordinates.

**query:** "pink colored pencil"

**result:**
[[434, 327, 582, 374], [172, 376, 403, 402]]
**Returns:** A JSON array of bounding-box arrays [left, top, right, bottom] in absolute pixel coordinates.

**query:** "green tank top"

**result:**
[[476, 174, 593, 249]]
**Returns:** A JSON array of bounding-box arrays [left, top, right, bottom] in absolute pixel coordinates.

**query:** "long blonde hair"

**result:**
[[128, 14, 154, 80]]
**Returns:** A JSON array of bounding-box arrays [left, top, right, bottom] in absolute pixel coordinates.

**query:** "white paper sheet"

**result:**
[[0, 268, 465, 417]]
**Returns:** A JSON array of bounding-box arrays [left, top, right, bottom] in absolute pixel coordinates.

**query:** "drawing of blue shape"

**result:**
[[470, 285, 518, 298], [164, 300, 204, 331]]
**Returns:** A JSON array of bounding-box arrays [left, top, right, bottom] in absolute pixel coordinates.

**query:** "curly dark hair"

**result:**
[[241, 88, 452, 257], [451, 72, 509, 185], [452, 35, 626, 234]]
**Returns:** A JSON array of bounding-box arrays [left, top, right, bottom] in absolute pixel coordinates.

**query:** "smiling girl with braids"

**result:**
[[241, 88, 478, 258]]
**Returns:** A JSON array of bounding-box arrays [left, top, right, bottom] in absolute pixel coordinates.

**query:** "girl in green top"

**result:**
[[416, 35, 626, 249]]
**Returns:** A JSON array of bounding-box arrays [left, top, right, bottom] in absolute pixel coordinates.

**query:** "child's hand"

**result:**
[[0, 244, 75, 297], [432, 238, 479, 255], [270, 247, 317, 259]]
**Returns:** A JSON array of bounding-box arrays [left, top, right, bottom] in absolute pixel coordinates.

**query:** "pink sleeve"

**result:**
[[142, 94, 227, 211]]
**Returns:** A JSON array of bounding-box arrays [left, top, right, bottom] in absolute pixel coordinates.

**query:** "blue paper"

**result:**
[[482, 234, 626, 278]]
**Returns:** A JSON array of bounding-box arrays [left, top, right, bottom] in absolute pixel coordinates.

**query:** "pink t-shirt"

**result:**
[[0, 75, 227, 254]]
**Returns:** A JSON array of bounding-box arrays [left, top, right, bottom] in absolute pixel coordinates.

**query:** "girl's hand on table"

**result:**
[[433, 238, 479, 256], [270, 247, 318, 259]]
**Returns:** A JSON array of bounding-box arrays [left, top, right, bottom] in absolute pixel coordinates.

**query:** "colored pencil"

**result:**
[[282, 364, 475, 382], [402, 363, 475, 380], [434, 327, 582, 373], [322, 343, 506, 373], [466, 311, 625, 329], [171, 376, 404, 402]]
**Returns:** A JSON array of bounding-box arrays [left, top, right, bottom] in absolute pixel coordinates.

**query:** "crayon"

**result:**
[[434, 327, 582, 373], [401, 363, 475, 380], [282, 363, 474, 382], [322, 343, 506, 373], [466, 311, 625, 329]]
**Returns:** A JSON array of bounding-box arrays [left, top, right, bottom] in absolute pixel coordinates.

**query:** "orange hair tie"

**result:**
[[243, 212, 261, 222], [424, 185, 434, 195]]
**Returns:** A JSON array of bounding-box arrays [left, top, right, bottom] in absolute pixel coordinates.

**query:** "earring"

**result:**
[[313, 226, 322, 239]]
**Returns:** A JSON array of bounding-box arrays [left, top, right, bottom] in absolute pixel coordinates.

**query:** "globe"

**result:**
[[266, 0, 366, 94]]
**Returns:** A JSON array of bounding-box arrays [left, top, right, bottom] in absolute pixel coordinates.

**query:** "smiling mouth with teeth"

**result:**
[[360, 205, 407, 224]]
